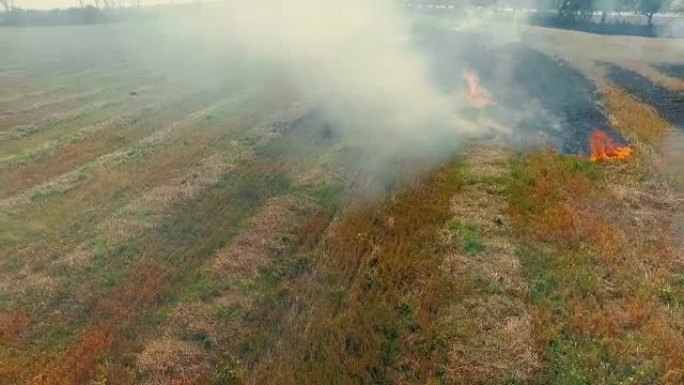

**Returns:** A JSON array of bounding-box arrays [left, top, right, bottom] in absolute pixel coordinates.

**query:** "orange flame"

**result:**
[[464, 69, 494, 108], [589, 130, 633, 162]]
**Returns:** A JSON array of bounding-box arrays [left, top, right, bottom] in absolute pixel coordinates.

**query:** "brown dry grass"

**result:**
[[137, 338, 209, 385], [505, 84, 684, 383], [443, 142, 539, 383], [211, 195, 317, 276], [134, 194, 323, 385], [0, 311, 30, 341], [602, 85, 672, 148], [244, 154, 533, 385]]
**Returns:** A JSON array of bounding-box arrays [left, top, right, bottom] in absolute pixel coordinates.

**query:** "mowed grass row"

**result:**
[[0, 98, 336, 384], [0, 83, 296, 274], [0, 86, 232, 198], [0, 68, 181, 143], [0, 66, 142, 114], [1, 159, 292, 385], [0, 88, 106, 129], [133, 143, 531, 385]]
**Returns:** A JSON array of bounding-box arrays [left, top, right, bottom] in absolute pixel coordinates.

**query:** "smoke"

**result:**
[[204, 0, 486, 166]]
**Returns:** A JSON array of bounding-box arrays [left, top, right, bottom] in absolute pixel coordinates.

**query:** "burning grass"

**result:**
[[589, 130, 634, 162]]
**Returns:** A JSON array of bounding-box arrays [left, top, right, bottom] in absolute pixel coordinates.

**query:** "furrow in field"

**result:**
[[0, 89, 105, 129], [0, 91, 214, 198], [0, 97, 228, 219], [0, 94, 302, 271], [0, 96, 133, 142], [62, 101, 314, 268], [0, 105, 155, 170], [0, 85, 70, 110], [137, 194, 322, 385], [5, 106, 308, 384]]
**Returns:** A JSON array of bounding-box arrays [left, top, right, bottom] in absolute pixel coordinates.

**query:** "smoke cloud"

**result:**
[[203, 0, 485, 164]]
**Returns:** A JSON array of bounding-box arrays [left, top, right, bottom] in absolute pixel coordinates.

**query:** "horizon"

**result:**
[[11, 0, 190, 10]]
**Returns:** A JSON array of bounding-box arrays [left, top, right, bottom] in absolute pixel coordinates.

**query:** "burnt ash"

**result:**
[[607, 64, 684, 129], [658, 64, 684, 81], [414, 28, 619, 155]]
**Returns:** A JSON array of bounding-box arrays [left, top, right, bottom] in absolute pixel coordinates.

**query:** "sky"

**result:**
[[15, 0, 188, 10]]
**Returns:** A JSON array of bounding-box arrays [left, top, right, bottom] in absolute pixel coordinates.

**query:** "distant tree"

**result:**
[[636, 0, 670, 25], [0, 0, 13, 13], [595, 0, 619, 23], [673, 0, 684, 11], [557, 0, 594, 23]]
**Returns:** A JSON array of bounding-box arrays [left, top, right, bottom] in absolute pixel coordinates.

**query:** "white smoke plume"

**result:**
[[206, 0, 482, 157]]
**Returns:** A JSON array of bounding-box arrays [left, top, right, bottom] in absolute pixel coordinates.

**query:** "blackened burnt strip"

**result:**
[[415, 28, 618, 156], [607, 64, 684, 128], [501, 46, 614, 155], [658, 64, 684, 81]]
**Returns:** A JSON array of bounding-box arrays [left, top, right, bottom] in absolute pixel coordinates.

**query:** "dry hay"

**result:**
[[0, 310, 30, 340], [0, 98, 120, 140], [167, 302, 220, 341], [0, 99, 306, 220], [0, 119, 184, 219], [137, 337, 208, 385], [461, 140, 510, 180], [0, 106, 155, 169], [293, 161, 340, 187], [136, 194, 320, 383], [448, 313, 538, 383], [663, 131, 684, 237], [6, 266, 61, 300], [0, 100, 228, 219], [248, 102, 308, 146], [99, 153, 239, 241], [45, 152, 240, 273], [443, 142, 539, 382], [211, 194, 317, 276]]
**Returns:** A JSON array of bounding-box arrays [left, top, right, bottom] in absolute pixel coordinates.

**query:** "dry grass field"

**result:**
[[0, 19, 683, 385]]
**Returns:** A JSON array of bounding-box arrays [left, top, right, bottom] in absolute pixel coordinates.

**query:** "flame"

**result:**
[[464, 69, 494, 108], [589, 130, 634, 162], [463, 69, 512, 135]]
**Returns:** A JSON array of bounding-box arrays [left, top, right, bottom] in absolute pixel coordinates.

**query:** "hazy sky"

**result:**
[[16, 0, 187, 10]]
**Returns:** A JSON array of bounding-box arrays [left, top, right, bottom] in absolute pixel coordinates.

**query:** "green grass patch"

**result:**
[[448, 219, 485, 255], [292, 182, 346, 210]]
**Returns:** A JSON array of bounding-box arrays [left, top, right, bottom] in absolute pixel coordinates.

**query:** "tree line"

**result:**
[[0, 0, 176, 26], [1, 0, 681, 27], [538, 0, 680, 26]]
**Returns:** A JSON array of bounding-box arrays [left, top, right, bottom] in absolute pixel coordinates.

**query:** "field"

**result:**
[[1, 19, 683, 385]]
